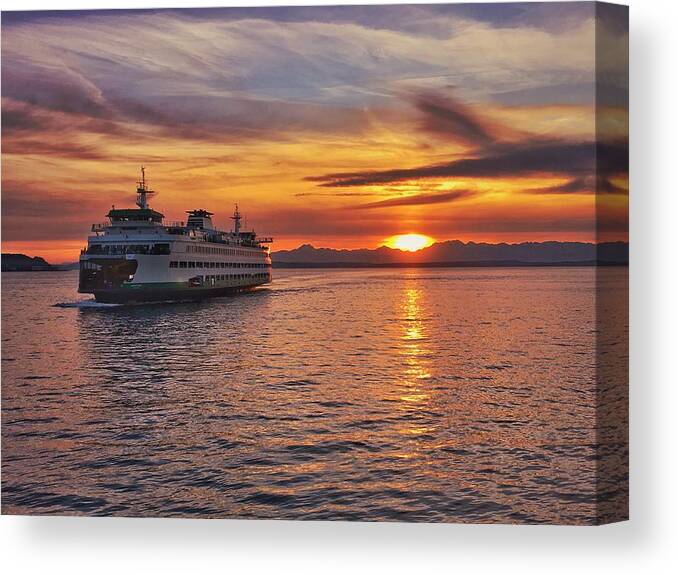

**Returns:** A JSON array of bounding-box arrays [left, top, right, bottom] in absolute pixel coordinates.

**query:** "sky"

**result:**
[[1, 3, 628, 262]]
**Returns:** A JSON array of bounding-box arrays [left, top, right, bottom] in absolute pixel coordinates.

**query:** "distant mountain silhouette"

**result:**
[[272, 241, 628, 267], [1, 253, 55, 271]]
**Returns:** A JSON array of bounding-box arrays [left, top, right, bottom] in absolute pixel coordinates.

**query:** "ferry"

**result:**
[[79, 168, 273, 303]]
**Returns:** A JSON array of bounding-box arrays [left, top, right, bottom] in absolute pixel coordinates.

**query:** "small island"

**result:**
[[1, 253, 55, 272]]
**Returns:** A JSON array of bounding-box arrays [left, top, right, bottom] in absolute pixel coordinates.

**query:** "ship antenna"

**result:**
[[136, 166, 151, 209], [231, 204, 242, 234]]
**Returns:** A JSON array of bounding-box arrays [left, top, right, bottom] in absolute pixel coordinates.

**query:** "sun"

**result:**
[[385, 234, 435, 252]]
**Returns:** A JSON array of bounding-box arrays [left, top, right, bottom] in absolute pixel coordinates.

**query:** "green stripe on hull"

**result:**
[[122, 282, 187, 290], [122, 280, 270, 290]]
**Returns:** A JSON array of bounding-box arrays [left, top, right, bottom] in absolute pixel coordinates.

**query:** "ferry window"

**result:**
[[169, 261, 178, 268], [179, 261, 187, 268], [196, 261, 203, 268], [152, 243, 170, 255], [188, 261, 195, 268]]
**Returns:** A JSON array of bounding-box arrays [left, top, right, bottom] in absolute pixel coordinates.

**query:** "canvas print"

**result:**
[[1, 2, 628, 524]]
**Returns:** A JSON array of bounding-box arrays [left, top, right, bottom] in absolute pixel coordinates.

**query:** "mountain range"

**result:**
[[272, 241, 629, 267]]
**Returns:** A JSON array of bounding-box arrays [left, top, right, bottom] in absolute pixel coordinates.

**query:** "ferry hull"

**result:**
[[91, 284, 264, 304]]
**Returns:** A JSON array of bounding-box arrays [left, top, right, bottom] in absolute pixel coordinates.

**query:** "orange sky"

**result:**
[[1, 5, 628, 263]]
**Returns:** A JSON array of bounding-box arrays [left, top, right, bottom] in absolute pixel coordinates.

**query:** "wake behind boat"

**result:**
[[79, 168, 273, 303]]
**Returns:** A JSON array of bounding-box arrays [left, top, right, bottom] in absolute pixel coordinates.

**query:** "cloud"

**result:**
[[408, 90, 496, 146], [309, 140, 628, 188], [2, 138, 108, 160], [2, 97, 130, 135], [528, 175, 627, 195], [351, 189, 475, 209], [1, 8, 598, 141]]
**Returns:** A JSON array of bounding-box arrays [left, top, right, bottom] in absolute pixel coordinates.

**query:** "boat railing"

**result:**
[[91, 222, 110, 231], [166, 221, 185, 228]]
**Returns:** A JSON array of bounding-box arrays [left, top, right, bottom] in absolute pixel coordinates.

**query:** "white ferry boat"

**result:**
[[79, 168, 272, 303]]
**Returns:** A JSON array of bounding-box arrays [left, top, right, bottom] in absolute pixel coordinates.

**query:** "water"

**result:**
[[1, 267, 628, 524]]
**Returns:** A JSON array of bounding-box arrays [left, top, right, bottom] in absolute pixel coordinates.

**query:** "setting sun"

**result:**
[[385, 234, 435, 252]]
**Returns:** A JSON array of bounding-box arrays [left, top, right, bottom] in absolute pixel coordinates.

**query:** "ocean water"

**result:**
[[1, 267, 628, 524]]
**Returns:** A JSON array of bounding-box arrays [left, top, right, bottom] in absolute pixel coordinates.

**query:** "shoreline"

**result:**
[[272, 260, 628, 269]]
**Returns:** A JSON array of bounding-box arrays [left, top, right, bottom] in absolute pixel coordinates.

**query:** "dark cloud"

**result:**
[[529, 175, 627, 195], [596, 177, 628, 195], [295, 191, 385, 197], [2, 63, 110, 119], [310, 140, 628, 188], [351, 189, 475, 209], [409, 90, 495, 146], [1, 105, 52, 132], [2, 138, 107, 160], [1, 98, 135, 142]]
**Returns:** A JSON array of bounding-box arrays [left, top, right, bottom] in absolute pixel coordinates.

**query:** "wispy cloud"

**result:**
[[351, 189, 475, 209]]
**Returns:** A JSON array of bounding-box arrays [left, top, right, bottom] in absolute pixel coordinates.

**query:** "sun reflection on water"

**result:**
[[397, 280, 433, 428]]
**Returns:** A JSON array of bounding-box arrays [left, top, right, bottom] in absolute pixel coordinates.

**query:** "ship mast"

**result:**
[[136, 166, 153, 209], [231, 204, 242, 235]]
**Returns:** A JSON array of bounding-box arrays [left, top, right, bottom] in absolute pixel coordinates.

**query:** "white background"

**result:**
[[0, 0, 676, 572]]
